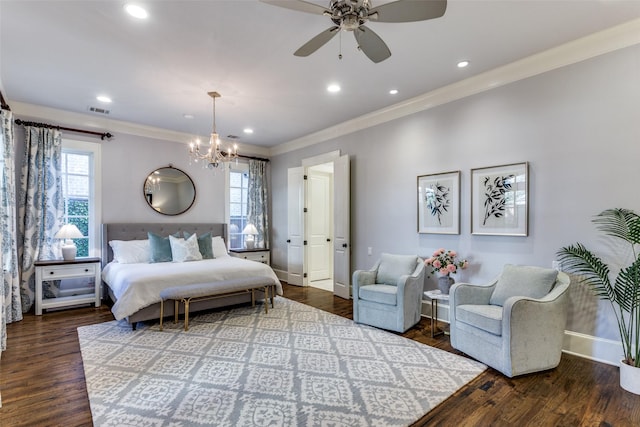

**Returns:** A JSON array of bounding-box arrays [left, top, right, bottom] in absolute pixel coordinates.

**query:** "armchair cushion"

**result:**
[[358, 284, 397, 305], [489, 264, 558, 307], [456, 304, 503, 336], [377, 253, 419, 286]]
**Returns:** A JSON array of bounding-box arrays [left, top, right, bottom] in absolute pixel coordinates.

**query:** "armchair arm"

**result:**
[[397, 261, 426, 315], [352, 260, 381, 322]]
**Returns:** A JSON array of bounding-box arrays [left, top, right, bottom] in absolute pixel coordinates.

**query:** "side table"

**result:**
[[424, 290, 450, 338], [34, 257, 102, 315]]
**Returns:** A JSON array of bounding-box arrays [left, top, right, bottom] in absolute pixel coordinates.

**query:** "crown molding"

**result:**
[[9, 101, 271, 158], [269, 18, 640, 157]]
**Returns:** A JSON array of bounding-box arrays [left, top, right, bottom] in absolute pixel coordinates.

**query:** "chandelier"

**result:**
[[144, 174, 160, 194], [188, 91, 238, 169]]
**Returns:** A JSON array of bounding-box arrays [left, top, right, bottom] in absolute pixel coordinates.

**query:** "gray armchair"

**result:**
[[450, 264, 570, 377], [353, 253, 425, 333]]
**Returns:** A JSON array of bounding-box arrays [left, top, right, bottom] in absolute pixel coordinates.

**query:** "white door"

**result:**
[[308, 170, 332, 282], [287, 167, 305, 286], [333, 155, 350, 299]]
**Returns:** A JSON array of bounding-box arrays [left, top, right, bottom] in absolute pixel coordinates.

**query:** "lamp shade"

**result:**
[[242, 224, 258, 235], [54, 224, 83, 240]]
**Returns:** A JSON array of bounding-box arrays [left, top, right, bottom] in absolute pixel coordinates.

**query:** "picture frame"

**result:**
[[471, 162, 529, 236], [417, 171, 460, 234]]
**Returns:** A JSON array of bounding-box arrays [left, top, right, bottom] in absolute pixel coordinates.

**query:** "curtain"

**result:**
[[0, 109, 22, 356], [18, 126, 63, 312], [247, 160, 270, 249]]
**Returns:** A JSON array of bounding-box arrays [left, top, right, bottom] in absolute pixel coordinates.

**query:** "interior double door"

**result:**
[[287, 154, 350, 299]]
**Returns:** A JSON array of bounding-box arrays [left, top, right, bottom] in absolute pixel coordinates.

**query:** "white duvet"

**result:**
[[102, 257, 282, 320]]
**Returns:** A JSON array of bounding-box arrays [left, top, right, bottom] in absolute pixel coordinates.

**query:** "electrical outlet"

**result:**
[[367, 247, 372, 256]]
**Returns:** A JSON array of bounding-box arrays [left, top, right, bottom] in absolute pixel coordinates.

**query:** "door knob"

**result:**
[[286, 239, 291, 243], [342, 243, 348, 248]]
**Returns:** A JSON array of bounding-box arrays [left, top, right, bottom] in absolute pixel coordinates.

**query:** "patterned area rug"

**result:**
[[78, 298, 486, 426]]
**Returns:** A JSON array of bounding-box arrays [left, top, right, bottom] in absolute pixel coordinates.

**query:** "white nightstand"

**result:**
[[229, 249, 270, 265], [34, 257, 102, 315]]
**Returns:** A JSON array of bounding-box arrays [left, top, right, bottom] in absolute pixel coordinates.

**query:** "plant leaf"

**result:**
[[557, 243, 613, 300], [593, 208, 640, 245]]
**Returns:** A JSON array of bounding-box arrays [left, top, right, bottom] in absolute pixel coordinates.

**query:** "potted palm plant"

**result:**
[[557, 208, 640, 395]]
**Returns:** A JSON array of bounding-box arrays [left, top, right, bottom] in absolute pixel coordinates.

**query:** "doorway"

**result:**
[[287, 151, 351, 299]]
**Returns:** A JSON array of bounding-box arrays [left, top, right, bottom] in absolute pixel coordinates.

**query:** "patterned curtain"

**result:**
[[247, 160, 270, 249], [0, 109, 22, 355], [18, 126, 63, 312]]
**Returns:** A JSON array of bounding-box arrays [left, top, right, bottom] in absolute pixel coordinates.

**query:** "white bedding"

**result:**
[[102, 257, 282, 320]]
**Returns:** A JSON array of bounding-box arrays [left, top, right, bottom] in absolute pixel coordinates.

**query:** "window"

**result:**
[[61, 140, 101, 257], [229, 168, 249, 249]]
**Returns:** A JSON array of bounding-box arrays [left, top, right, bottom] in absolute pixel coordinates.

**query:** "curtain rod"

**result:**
[[14, 118, 112, 140]]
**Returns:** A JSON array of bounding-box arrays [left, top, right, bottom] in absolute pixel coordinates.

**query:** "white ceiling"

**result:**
[[1, 0, 640, 150]]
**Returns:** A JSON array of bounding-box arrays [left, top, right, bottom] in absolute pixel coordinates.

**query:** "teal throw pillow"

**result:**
[[148, 232, 180, 263], [183, 231, 214, 259]]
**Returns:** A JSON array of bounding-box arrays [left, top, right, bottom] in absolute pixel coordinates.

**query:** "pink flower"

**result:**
[[433, 260, 442, 268], [424, 258, 433, 265], [449, 250, 457, 257], [447, 264, 457, 273], [461, 260, 469, 269], [439, 268, 448, 275]]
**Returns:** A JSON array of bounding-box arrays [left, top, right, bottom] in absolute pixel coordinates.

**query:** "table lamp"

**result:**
[[242, 223, 258, 249], [55, 224, 84, 260]]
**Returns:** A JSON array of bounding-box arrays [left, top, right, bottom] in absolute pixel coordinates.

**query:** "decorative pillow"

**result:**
[[183, 231, 214, 259], [169, 234, 203, 263], [212, 236, 229, 258], [489, 264, 558, 306], [376, 253, 418, 286], [109, 239, 150, 264], [148, 232, 180, 263]]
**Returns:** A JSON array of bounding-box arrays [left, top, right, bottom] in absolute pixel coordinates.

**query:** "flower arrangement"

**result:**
[[424, 248, 468, 276]]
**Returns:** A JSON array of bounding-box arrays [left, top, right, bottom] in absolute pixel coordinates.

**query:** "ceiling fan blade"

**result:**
[[354, 26, 391, 63], [370, 0, 447, 23], [260, 0, 329, 16], [294, 26, 340, 57]]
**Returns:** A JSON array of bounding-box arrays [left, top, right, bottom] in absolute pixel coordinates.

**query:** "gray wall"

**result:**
[[269, 44, 640, 341], [101, 134, 226, 223]]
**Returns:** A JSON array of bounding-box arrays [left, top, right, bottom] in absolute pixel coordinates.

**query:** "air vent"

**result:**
[[88, 106, 110, 115], [226, 134, 240, 139]]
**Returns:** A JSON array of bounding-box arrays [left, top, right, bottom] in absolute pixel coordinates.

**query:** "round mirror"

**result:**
[[143, 166, 196, 216]]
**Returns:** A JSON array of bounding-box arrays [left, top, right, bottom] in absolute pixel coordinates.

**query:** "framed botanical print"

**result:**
[[471, 162, 529, 236], [417, 171, 460, 234]]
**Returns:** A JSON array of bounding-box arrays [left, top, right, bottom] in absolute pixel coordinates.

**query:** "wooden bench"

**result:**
[[159, 276, 277, 331]]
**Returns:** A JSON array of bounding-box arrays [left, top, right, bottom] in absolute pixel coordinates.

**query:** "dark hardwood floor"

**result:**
[[1, 283, 638, 426]]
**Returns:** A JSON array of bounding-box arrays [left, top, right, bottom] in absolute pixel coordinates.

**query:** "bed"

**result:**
[[101, 223, 282, 327]]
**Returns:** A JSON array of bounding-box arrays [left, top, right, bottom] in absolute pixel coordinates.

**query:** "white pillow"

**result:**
[[109, 240, 151, 264], [169, 234, 203, 263], [212, 236, 229, 258]]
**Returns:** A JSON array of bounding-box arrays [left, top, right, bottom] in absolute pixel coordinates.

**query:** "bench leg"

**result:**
[[174, 300, 179, 324], [270, 284, 275, 308], [184, 298, 191, 331], [251, 288, 255, 307], [264, 286, 269, 314], [159, 299, 164, 331]]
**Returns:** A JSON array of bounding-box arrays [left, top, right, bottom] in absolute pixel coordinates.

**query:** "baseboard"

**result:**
[[420, 301, 623, 367]]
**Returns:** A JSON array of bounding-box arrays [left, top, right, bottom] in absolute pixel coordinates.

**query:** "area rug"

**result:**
[[78, 298, 486, 426]]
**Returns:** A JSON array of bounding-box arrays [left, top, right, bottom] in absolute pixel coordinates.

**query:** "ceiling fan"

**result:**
[[261, 0, 447, 63]]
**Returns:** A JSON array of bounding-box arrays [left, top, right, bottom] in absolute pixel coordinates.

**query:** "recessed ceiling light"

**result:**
[[389, 89, 398, 95], [124, 4, 148, 19], [457, 60, 470, 68], [243, 128, 254, 134], [183, 114, 194, 119], [327, 84, 341, 93], [96, 95, 112, 103]]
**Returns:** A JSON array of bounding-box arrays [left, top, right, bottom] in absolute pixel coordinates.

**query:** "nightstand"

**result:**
[[229, 248, 270, 265], [34, 257, 102, 315]]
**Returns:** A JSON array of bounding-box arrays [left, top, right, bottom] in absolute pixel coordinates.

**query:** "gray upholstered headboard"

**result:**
[[101, 223, 227, 266]]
